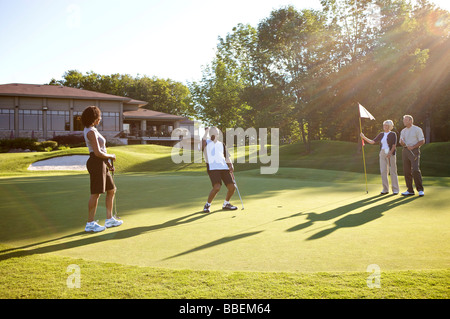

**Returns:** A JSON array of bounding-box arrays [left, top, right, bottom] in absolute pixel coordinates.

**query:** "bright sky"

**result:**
[[1, 0, 448, 86]]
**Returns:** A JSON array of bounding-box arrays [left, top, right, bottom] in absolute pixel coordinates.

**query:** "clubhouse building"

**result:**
[[0, 83, 196, 145]]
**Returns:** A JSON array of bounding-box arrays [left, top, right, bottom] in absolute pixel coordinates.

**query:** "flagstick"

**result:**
[[359, 116, 369, 194]]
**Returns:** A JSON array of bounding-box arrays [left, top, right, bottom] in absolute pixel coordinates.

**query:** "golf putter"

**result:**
[[409, 149, 417, 161], [109, 158, 120, 219], [108, 158, 115, 176], [401, 138, 418, 161], [231, 171, 244, 210]]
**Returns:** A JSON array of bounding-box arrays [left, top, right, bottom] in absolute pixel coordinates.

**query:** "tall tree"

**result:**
[[189, 56, 249, 132], [216, 23, 295, 134], [257, 6, 332, 151]]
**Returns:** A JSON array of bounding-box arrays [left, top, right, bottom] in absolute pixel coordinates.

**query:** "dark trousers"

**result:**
[[402, 148, 424, 192], [87, 152, 115, 194]]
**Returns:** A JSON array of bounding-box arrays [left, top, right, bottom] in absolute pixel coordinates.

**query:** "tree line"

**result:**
[[189, 0, 449, 149], [50, 0, 449, 148], [49, 71, 195, 117]]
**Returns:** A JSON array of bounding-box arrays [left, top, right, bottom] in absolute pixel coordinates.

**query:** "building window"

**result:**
[[19, 110, 42, 131], [72, 111, 120, 131], [73, 112, 83, 131], [0, 109, 14, 130], [98, 112, 119, 131], [48, 111, 70, 131]]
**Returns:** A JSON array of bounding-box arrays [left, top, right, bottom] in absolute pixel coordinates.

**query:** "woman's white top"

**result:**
[[84, 126, 107, 154], [380, 132, 390, 152]]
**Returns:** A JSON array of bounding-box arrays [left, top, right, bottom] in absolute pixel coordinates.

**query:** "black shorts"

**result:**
[[86, 153, 115, 194], [208, 169, 234, 187]]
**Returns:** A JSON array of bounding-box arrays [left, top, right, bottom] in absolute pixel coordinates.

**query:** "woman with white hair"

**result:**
[[360, 120, 400, 195]]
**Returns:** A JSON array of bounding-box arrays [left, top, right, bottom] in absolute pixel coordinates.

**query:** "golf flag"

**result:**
[[359, 103, 375, 120], [357, 103, 374, 194]]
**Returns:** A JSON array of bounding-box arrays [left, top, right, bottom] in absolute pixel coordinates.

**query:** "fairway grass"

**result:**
[[1, 172, 449, 272], [0, 142, 449, 299], [0, 245, 448, 298]]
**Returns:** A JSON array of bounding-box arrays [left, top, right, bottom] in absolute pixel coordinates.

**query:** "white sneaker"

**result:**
[[85, 221, 106, 233], [401, 191, 415, 196], [418, 191, 425, 197], [105, 217, 123, 228]]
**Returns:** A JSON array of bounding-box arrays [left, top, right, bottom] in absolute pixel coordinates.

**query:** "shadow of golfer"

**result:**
[[306, 196, 418, 240], [163, 231, 263, 260], [285, 194, 386, 233], [0, 211, 218, 262], [0, 231, 87, 255]]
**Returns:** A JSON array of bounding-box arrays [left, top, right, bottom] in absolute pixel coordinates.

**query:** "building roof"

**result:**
[[0, 83, 148, 106], [123, 108, 186, 121]]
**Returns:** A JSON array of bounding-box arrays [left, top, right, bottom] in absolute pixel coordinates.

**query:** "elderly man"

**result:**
[[399, 115, 425, 196]]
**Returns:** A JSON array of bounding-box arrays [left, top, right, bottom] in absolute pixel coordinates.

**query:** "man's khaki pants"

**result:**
[[379, 150, 400, 193]]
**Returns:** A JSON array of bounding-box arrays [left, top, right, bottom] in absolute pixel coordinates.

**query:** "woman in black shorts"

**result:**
[[82, 106, 123, 232]]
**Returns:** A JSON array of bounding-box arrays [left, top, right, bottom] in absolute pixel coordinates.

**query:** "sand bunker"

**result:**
[[28, 155, 89, 171]]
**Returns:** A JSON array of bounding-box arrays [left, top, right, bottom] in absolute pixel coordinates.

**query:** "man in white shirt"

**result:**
[[399, 115, 425, 196], [202, 127, 238, 213]]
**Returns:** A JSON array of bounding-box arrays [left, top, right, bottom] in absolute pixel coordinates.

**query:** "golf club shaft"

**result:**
[[109, 158, 119, 219], [231, 171, 244, 209], [409, 149, 417, 161], [402, 138, 418, 161]]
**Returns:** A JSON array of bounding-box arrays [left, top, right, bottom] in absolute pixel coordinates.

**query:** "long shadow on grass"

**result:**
[[0, 172, 304, 244], [284, 194, 385, 232], [0, 211, 220, 262], [306, 196, 418, 240], [163, 231, 264, 260]]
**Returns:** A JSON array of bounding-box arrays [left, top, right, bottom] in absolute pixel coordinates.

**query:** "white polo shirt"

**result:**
[[400, 125, 425, 147], [204, 139, 229, 171]]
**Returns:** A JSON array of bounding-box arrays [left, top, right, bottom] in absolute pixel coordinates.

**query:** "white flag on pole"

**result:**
[[359, 103, 375, 120]]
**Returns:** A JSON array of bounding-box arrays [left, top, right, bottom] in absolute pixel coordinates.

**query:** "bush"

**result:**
[[51, 134, 85, 147], [0, 138, 37, 151], [0, 138, 59, 152], [56, 145, 71, 151], [33, 140, 58, 152], [41, 140, 58, 149]]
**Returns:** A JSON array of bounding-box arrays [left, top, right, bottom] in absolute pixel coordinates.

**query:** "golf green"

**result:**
[[1, 169, 448, 273]]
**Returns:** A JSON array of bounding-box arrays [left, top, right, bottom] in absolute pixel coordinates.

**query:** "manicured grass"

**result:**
[[1, 172, 449, 272], [1, 245, 448, 298], [0, 141, 449, 299], [2, 140, 449, 177]]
